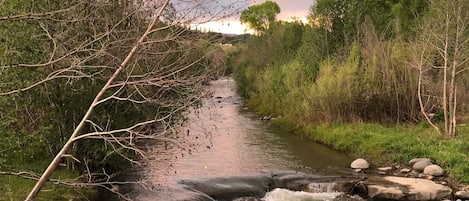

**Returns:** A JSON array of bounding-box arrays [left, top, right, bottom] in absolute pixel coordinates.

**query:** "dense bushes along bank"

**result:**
[[230, 0, 469, 184]]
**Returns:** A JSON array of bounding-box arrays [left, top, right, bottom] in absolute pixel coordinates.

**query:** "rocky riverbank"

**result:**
[[350, 158, 469, 201], [159, 157, 469, 201]]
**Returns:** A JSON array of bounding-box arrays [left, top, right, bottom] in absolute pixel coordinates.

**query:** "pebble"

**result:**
[[377, 167, 393, 172], [353, 169, 362, 173], [400, 168, 411, 173]]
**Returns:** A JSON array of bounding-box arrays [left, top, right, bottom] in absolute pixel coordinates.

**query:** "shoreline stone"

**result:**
[[351, 158, 369, 169], [423, 165, 444, 177], [366, 176, 452, 200], [409, 158, 432, 167], [413, 160, 433, 172]]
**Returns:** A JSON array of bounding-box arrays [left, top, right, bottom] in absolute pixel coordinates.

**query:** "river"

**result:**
[[113, 77, 354, 200]]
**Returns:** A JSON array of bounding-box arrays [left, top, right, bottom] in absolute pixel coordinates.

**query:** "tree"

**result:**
[[0, 0, 243, 200], [309, 0, 428, 52], [415, 0, 469, 137], [240, 0, 280, 34]]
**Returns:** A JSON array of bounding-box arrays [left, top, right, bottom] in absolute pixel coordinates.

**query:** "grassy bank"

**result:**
[[272, 120, 469, 184], [0, 169, 97, 201]]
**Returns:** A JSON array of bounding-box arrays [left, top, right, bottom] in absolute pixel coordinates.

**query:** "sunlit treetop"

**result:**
[[240, 1, 280, 34]]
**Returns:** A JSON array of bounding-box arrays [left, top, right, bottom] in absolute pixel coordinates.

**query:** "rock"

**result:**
[[333, 194, 366, 201], [423, 164, 444, 177], [353, 169, 362, 173], [377, 167, 393, 172], [462, 185, 469, 191], [413, 160, 433, 172], [271, 171, 363, 193], [366, 176, 452, 200], [455, 190, 469, 199], [179, 174, 274, 200], [400, 168, 411, 173], [351, 158, 369, 169], [409, 158, 432, 167]]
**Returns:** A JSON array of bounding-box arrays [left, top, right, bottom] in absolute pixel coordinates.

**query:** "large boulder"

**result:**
[[351, 158, 369, 169], [423, 165, 444, 177], [413, 160, 433, 172], [366, 176, 452, 200]]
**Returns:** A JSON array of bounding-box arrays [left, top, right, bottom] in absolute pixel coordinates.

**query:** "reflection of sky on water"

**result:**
[[144, 78, 351, 186]]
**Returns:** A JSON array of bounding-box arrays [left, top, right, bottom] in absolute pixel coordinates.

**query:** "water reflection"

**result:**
[[143, 77, 352, 187]]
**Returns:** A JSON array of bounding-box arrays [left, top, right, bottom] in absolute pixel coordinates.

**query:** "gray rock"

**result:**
[[455, 190, 469, 199], [351, 158, 369, 169], [366, 176, 452, 200], [413, 160, 433, 172], [409, 158, 432, 166], [423, 164, 444, 177]]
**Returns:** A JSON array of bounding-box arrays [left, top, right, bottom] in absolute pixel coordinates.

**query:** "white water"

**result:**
[[262, 188, 343, 201]]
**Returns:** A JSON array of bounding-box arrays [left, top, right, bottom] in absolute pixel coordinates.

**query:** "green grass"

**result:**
[[271, 119, 469, 184], [303, 122, 469, 183], [0, 169, 97, 201]]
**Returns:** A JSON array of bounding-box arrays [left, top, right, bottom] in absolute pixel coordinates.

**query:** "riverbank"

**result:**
[[0, 169, 97, 201], [269, 119, 469, 185]]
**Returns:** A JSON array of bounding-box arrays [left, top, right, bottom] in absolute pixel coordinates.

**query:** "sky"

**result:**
[[193, 0, 316, 35]]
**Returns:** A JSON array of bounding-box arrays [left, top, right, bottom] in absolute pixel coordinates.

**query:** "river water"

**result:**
[[124, 77, 353, 200]]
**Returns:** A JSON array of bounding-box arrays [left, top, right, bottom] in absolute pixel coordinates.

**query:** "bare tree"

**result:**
[[414, 0, 469, 137], [0, 0, 247, 200]]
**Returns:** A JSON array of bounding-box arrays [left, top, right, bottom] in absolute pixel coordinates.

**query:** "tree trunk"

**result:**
[[25, 1, 170, 200]]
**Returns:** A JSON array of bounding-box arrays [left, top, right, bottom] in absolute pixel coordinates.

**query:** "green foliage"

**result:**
[[0, 169, 97, 201], [233, 0, 469, 185], [240, 1, 280, 34], [0, 0, 225, 192], [310, 0, 429, 49], [303, 123, 469, 183]]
